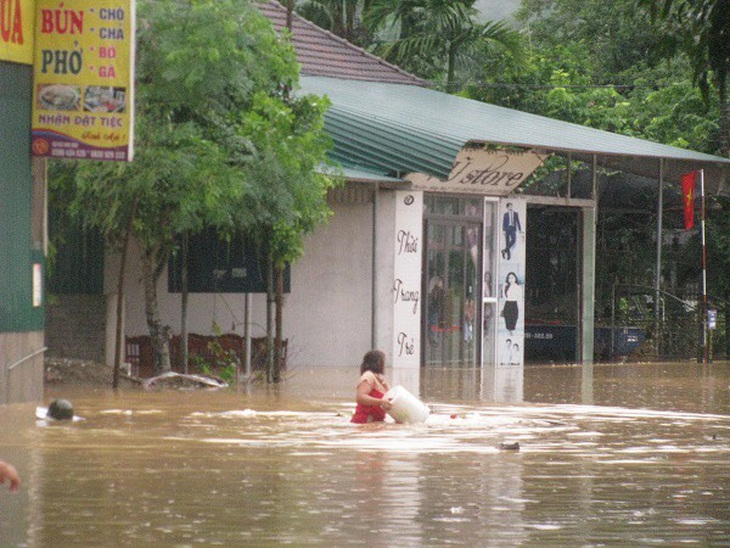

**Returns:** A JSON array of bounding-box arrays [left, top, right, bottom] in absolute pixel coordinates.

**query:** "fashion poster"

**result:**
[[497, 198, 526, 367]]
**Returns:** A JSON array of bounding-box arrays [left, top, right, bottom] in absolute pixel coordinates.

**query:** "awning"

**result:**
[[301, 76, 730, 195]]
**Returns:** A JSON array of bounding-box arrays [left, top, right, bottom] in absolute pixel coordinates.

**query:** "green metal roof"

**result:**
[[339, 163, 406, 184], [300, 77, 730, 195]]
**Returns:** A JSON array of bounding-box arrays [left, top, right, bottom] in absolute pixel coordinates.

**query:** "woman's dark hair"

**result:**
[[360, 350, 385, 375]]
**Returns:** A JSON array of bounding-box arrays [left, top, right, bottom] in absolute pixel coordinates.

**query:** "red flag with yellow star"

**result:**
[[682, 171, 697, 230]]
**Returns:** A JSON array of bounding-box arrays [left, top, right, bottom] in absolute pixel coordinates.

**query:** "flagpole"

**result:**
[[700, 169, 708, 363]]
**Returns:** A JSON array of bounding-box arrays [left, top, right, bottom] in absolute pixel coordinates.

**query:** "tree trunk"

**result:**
[[266, 248, 275, 383], [345, 0, 356, 40], [274, 263, 284, 383], [112, 195, 138, 388], [447, 42, 456, 92], [141, 248, 171, 375], [719, 80, 729, 157], [181, 232, 189, 374], [286, 0, 293, 30]]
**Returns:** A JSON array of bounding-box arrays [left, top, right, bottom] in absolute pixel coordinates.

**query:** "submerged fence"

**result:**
[[605, 284, 727, 361], [125, 334, 287, 378]]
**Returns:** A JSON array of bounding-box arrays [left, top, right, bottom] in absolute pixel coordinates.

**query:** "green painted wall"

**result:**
[[0, 62, 44, 332]]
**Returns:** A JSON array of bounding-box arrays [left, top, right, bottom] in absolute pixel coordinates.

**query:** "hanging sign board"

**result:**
[[707, 308, 717, 330], [406, 148, 548, 196], [0, 0, 34, 64], [31, 0, 135, 161]]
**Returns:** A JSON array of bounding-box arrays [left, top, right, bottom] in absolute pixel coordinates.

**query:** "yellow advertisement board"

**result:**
[[31, 0, 135, 161], [0, 0, 34, 64]]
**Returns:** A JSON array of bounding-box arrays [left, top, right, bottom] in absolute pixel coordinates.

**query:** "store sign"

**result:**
[[0, 0, 34, 64], [392, 190, 422, 367], [406, 148, 548, 196], [31, 0, 135, 161]]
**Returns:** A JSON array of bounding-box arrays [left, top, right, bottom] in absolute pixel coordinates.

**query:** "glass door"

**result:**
[[423, 219, 481, 367], [481, 199, 499, 366]]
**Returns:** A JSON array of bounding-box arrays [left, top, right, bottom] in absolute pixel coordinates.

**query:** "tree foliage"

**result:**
[[638, 0, 729, 153], [67, 0, 336, 373], [295, 0, 524, 90]]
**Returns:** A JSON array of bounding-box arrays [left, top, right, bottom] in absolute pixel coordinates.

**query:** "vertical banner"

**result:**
[[392, 190, 422, 367], [0, 0, 34, 64], [31, 0, 135, 161], [682, 171, 697, 230], [497, 198, 526, 367]]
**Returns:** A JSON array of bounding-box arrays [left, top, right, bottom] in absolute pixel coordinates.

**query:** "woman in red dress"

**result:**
[[351, 350, 393, 424]]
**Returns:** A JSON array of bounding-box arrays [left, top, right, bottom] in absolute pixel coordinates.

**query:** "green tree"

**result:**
[[364, 0, 524, 90], [516, 0, 665, 82], [69, 0, 335, 376], [296, 0, 370, 45], [638, 0, 729, 154], [463, 0, 721, 156]]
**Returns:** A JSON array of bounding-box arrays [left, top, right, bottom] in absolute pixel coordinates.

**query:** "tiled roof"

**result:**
[[257, 1, 427, 86]]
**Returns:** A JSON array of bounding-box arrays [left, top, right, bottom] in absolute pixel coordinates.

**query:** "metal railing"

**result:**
[[607, 283, 727, 360]]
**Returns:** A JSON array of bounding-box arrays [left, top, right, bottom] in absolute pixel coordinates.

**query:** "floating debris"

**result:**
[[497, 442, 520, 451], [143, 371, 228, 390], [47, 398, 74, 420]]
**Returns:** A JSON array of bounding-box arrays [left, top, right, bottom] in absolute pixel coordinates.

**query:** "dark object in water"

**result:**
[[47, 399, 74, 420], [497, 442, 520, 451]]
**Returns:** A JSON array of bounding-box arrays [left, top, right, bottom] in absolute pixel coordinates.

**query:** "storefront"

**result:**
[[107, 3, 730, 382]]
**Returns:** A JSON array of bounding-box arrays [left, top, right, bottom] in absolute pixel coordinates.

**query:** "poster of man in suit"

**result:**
[[501, 201, 522, 261]]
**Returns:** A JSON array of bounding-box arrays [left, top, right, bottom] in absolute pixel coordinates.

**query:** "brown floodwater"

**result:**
[[1, 361, 729, 546]]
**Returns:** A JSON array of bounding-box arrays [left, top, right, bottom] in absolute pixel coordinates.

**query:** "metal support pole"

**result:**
[[700, 170, 708, 363], [611, 282, 616, 358], [654, 160, 664, 355], [244, 292, 252, 378], [567, 153, 572, 198]]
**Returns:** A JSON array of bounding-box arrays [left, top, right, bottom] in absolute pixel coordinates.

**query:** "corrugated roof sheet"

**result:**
[[300, 77, 730, 194], [255, 3, 729, 194], [257, 1, 427, 86]]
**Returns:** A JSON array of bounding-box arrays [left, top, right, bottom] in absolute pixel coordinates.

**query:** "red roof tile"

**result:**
[[257, 1, 427, 86]]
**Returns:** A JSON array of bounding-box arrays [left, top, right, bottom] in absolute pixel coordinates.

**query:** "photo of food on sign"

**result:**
[[37, 84, 81, 111], [83, 86, 127, 113]]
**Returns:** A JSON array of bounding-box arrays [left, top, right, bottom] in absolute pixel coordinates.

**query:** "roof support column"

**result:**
[[567, 153, 572, 197], [371, 183, 380, 349], [580, 155, 598, 365], [654, 159, 664, 354]]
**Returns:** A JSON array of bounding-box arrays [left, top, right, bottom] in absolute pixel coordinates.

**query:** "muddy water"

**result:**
[[1, 362, 729, 546]]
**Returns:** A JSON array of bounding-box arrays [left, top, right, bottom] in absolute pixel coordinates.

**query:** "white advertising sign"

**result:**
[[497, 198, 526, 367], [392, 191, 422, 367]]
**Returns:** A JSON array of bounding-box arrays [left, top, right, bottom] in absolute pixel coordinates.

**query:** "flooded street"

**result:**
[[2, 362, 729, 546]]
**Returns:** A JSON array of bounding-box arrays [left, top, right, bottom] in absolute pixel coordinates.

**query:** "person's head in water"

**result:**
[[360, 350, 386, 375], [47, 399, 74, 420]]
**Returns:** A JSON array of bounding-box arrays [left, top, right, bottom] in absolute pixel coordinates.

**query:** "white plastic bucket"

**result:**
[[385, 385, 430, 424]]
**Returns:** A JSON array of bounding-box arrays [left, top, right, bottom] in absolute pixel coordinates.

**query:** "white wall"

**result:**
[[284, 189, 375, 367], [374, 189, 397, 364]]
